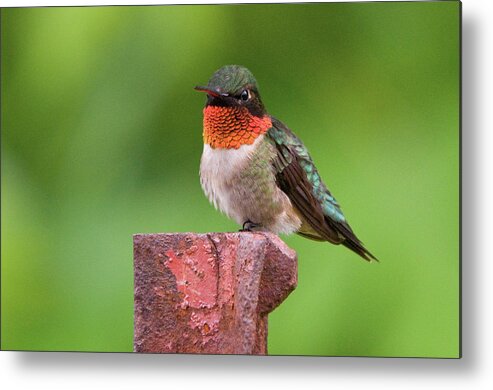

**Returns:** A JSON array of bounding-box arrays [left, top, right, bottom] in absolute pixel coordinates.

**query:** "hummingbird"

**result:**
[[195, 65, 376, 261]]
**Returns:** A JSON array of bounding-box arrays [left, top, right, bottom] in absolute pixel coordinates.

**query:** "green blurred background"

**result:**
[[1, 1, 459, 357]]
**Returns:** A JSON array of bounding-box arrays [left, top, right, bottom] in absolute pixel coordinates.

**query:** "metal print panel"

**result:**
[[1, 1, 460, 357]]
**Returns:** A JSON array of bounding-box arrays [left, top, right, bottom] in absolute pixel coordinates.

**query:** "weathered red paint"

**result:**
[[133, 232, 297, 355]]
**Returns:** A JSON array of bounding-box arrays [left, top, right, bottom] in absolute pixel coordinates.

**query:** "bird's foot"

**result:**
[[239, 220, 260, 232]]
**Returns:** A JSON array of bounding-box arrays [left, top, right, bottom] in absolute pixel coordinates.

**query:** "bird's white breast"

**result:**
[[200, 136, 263, 224]]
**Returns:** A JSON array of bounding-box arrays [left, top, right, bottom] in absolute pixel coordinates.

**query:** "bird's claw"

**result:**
[[240, 220, 260, 232]]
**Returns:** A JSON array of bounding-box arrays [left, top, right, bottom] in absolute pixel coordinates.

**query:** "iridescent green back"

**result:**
[[267, 119, 347, 223]]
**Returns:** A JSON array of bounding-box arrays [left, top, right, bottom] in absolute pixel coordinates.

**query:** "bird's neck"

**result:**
[[203, 106, 272, 149]]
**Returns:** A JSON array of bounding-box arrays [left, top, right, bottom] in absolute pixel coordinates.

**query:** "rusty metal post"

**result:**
[[133, 232, 297, 355]]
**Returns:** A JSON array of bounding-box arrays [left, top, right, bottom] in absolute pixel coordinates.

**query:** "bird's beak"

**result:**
[[194, 86, 226, 98]]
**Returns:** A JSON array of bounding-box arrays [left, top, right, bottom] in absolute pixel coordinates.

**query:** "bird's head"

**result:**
[[195, 65, 272, 149], [195, 65, 266, 118]]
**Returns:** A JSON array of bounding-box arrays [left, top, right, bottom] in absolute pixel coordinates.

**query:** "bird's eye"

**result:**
[[240, 89, 249, 101]]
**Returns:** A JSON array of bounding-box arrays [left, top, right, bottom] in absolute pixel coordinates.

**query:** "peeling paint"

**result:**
[[133, 232, 297, 355]]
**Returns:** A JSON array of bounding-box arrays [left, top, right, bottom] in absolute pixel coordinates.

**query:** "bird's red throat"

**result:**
[[203, 106, 272, 149]]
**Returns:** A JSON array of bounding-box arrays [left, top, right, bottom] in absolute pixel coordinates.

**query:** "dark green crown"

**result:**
[[207, 65, 258, 95]]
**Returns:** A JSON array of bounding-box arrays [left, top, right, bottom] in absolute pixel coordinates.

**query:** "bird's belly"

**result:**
[[200, 139, 301, 234]]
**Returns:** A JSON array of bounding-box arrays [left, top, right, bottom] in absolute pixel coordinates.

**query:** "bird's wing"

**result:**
[[267, 117, 377, 261], [267, 117, 343, 244]]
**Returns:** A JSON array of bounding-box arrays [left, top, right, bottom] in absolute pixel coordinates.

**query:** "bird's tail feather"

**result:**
[[327, 218, 378, 262], [341, 237, 378, 262]]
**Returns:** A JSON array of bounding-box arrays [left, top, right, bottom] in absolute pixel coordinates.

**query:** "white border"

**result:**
[[3, 1, 493, 390], [1, 0, 438, 7]]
